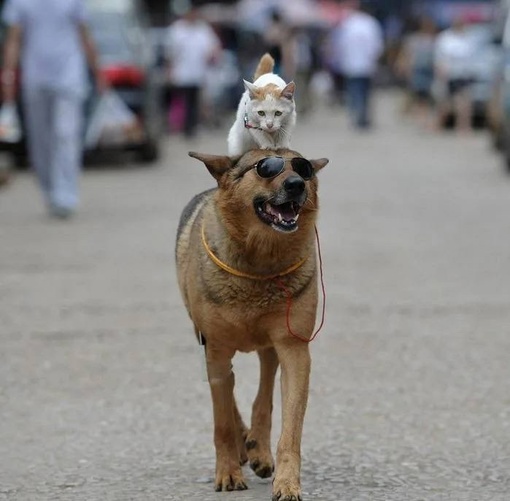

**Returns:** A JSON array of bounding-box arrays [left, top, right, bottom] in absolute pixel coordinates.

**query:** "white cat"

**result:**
[[227, 53, 296, 157]]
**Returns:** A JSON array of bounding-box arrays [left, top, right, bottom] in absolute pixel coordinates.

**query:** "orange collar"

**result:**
[[201, 225, 308, 281]]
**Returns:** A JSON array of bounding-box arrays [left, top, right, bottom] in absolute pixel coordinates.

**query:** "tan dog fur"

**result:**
[[175, 148, 328, 500]]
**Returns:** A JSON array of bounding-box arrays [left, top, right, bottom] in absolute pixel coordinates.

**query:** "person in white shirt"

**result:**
[[166, 6, 221, 138], [333, 3, 383, 129], [1, 0, 104, 218], [434, 17, 477, 132]]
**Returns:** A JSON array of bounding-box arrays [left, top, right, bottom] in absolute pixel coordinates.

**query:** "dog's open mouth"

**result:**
[[255, 199, 302, 233]]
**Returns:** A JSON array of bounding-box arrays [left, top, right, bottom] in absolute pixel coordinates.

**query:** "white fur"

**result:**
[[227, 73, 296, 157]]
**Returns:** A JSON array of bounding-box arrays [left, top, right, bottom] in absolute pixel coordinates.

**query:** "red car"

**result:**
[[0, 3, 163, 166]]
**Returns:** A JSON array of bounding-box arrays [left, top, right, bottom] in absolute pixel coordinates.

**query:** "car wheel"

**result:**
[[492, 128, 504, 151], [503, 123, 510, 174], [504, 137, 510, 174], [137, 140, 159, 164], [11, 150, 29, 169], [505, 151, 510, 174]]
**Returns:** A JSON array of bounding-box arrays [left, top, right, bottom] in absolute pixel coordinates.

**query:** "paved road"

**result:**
[[1, 93, 510, 501]]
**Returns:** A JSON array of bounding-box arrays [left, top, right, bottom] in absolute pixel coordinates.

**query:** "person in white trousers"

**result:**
[[1, 0, 105, 218]]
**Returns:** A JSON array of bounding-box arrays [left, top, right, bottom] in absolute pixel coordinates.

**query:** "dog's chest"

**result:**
[[198, 281, 309, 352], [231, 323, 272, 352], [201, 273, 288, 307], [205, 308, 276, 352]]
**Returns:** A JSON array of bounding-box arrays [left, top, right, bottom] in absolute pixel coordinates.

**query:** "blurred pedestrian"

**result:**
[[262, 9, 294, 80], [324, 20, 347, 106], [289, 26, 314, 115], [434, 17, 477, 133], [397, 16, 437, 127], [1, 0, 105, 219], [336, 3, 384, 129], [383, 13, 404, 76], [165, 5, 221, 138]]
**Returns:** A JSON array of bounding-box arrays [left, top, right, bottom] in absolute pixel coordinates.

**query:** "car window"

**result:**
[[88, 11, 141, 64]]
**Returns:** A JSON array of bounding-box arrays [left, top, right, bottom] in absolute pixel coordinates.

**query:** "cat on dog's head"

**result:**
[[227, 53, 297, 157]]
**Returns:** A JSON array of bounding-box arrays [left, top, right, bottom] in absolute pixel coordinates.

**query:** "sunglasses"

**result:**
[[254, 157, 314, 181]]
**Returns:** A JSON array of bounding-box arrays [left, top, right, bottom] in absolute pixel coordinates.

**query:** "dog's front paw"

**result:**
[[214, 465, 248, 492], [272, 477, 302, 501], [246, 438, 274, 478]]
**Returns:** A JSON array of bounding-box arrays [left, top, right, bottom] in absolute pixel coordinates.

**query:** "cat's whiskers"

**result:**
[[277, 126, 290, 141]]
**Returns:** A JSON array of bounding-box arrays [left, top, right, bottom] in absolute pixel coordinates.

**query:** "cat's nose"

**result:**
[[283, 175, 305, 195], [266, 122, 273, 129]]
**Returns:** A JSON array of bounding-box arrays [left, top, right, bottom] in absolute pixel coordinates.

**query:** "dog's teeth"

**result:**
[[295, 214, 299, 221], [278, 213, 283, 223]]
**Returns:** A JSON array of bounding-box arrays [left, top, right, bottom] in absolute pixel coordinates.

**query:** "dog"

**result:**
[[175, 148, 328, 500]]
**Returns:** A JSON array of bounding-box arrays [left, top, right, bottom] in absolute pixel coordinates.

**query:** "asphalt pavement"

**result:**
[[1, 92, 510, 501]]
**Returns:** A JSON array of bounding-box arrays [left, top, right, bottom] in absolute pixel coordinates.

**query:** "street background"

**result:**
[[1, 93, 510, 500]]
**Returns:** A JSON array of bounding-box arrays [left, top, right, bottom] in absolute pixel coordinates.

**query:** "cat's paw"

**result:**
[[259, 142, 279, 151]]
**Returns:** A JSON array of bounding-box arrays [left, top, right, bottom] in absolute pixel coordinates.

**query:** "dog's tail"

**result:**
[[253, 53, 275, 80]]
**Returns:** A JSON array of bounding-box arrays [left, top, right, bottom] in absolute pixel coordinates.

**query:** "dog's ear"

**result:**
[[310, 158, 329, 173], [189, 152, 235, 181]]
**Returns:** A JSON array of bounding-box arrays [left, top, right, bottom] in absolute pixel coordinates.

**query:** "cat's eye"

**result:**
[[275, 111, 282, 117], [257, 111, 265, 117]]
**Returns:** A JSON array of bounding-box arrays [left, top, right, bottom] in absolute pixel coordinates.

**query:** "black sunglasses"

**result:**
[[254, 157, 314, 181]]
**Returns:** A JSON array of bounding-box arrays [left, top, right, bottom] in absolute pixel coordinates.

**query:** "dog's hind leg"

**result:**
[[246, 347, 279, 479], [207, 349, 248, 492]]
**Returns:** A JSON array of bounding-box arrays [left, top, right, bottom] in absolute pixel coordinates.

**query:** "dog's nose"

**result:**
[[283, 175, 306, 195]]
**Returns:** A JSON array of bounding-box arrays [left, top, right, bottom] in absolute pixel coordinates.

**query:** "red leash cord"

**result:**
[[274, 226, 326, 343]]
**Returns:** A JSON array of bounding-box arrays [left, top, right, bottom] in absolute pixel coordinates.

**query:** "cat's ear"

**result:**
[[244, 80, 259, 99], [280, 81, 296, 100], [189, 152, 235, 182], [310, 158, 329, 173]]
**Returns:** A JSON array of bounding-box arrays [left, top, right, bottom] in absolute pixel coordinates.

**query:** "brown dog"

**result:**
[[175, 148, 328, 500]]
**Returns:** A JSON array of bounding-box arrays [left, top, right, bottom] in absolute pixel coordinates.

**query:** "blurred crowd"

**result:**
[[1, 0, 507, 213], [158, 0, 503, 136], [162, 1, 386, 134], [395, 14, 502, 133]]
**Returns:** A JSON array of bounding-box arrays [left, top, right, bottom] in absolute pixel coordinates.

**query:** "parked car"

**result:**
[[86, 4, 163, 162], [486, 49, 508, 151], [489, 8, 510, 172], [0, 24, 25, 166], [0, 0, 163, 166], [465, 22, 504, 125]]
